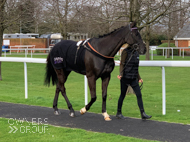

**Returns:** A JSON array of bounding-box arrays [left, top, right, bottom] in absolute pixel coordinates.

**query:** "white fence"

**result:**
[[2, 48, 51, 58], [149, 46, 190, 60], [1, 57, 190, 115], [2, 46, 190, 60]]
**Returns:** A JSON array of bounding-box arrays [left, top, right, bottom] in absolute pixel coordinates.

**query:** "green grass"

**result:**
[[0, 54, 190, 124], [158, 43, 176, 47], [1, 118, 158, 142], [1, 54, 190, 121], [0, 54, 190, 141]]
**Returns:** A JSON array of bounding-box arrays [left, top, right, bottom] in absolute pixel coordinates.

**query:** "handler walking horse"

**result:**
[[45, 21, 146, 121]]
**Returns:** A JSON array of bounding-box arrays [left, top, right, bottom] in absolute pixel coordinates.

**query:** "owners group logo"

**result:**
[[54, 57, 63, 64], [8, 118, 48, 134]]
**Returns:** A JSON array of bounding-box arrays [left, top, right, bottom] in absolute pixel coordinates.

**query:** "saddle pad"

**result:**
[[50, 40, 86, 73]]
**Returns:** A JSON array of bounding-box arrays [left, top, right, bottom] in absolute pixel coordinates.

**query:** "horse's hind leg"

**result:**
[[53, 85, 61, 115], [54, 69, 75, 117], [101, 74, 111, 121]]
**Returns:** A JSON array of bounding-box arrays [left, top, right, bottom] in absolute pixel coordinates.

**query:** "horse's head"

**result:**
[[125, 21, 146, 55]]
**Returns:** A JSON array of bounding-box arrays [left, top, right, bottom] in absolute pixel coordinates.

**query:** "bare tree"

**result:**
[[1, 0, 190, 80], [80, 0, 190, 59], [0, 0, 42, 80], [0, 0, 22, 80], [41, 0, 74, 39], [156, 0, 190, 58]]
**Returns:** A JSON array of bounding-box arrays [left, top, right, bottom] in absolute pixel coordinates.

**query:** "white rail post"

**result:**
[[24, 62, 28, 99], [162, 66, 166, 115], [25, 49, 27, 57], [171, 48, 173, 59], [10, 46, 11, 55], [151, 49, 153, 60], [84, 75, 88, 105]]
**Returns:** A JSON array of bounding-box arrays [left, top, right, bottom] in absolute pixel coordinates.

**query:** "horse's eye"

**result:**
[[135, 31, 139, 36]]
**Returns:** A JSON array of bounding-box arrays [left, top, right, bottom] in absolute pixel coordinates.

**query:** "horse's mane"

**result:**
[[98, 25, 127, 38]]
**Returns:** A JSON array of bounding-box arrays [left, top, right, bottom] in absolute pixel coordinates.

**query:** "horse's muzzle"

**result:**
[[139, 43, 146, 55]]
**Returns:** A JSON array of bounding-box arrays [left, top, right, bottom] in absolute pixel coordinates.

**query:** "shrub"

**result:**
[[156, 43, 178, 55]]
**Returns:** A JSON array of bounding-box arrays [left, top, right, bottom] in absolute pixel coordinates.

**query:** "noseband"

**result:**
[[132, 43, 139, 51]]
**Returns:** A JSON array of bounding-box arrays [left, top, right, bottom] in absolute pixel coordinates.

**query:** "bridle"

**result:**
[[127, 25, 140, 51]]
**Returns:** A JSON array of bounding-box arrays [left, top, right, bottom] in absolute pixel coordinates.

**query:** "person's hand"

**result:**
[[117, 75, 122, 80], [139, 79, 143, 83]]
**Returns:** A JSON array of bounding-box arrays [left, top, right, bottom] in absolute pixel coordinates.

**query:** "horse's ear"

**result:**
[[130, 21, 137, 28]]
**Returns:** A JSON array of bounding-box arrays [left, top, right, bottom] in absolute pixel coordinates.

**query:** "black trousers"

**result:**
[[117, 77, 144, 114]]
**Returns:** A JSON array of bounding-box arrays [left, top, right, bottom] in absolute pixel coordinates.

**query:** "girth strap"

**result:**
[[75, 39, 91, 64]]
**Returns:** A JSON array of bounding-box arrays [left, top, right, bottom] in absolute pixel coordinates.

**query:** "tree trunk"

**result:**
[[126, 85, 135, 95], [130, 0, 140, 22], [0, 0, 5, 81], [167, 40, 170, 58], [0, 34, 3, 80], [0, 28, 3, 81], [0, 62, 2, 80], [167, 13, 171, 58], [63, 0, 68, 40], [129, 0, 133, 22], [145, 25, 150, 60]]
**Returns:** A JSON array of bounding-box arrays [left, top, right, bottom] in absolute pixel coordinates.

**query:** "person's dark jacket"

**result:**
[[120, 47, 141, 80]]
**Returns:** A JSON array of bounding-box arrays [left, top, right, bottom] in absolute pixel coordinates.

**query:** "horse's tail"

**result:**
[[44, 53, 57, 86]]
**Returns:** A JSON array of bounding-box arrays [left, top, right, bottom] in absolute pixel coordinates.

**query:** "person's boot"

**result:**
[[116, 112, 126, 119], [141, 112, 152, 120]]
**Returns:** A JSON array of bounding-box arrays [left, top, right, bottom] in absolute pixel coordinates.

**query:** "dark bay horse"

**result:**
[[45, 21, 146, 121]]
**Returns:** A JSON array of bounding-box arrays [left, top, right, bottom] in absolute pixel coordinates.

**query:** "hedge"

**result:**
[[156, 43, 178, 55]]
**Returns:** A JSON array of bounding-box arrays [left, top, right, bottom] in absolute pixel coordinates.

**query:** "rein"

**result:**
[[119, 48, 136, 76], [139, 82, 143, 90], [87, 42, 114, 59]]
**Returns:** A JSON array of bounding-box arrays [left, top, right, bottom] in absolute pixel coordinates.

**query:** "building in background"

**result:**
[[39, 33, 88, 48], [173, 22, 190, 48], [3, 33, 39, 39]]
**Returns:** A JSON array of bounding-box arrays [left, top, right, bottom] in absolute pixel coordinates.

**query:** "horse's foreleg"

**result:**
[[53, 85, 61, 115], [80, 76, 96, 114], [101, 74, 111, 121]]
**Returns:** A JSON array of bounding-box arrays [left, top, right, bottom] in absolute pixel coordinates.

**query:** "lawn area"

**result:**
[[0, 117, 159, 142], [0, 54, 190, 123], [0, 53, 190, 141]]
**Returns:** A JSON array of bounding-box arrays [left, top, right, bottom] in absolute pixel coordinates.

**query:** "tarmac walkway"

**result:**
[[0, 102, 190, 142]]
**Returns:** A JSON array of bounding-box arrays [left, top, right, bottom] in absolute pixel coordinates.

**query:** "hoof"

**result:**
[[54, 110, 60, 115], [104, 117, 112, 121], [102, 112, 111, 121], [80, 107, 86, 115], [69, 112, 75, 117]]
